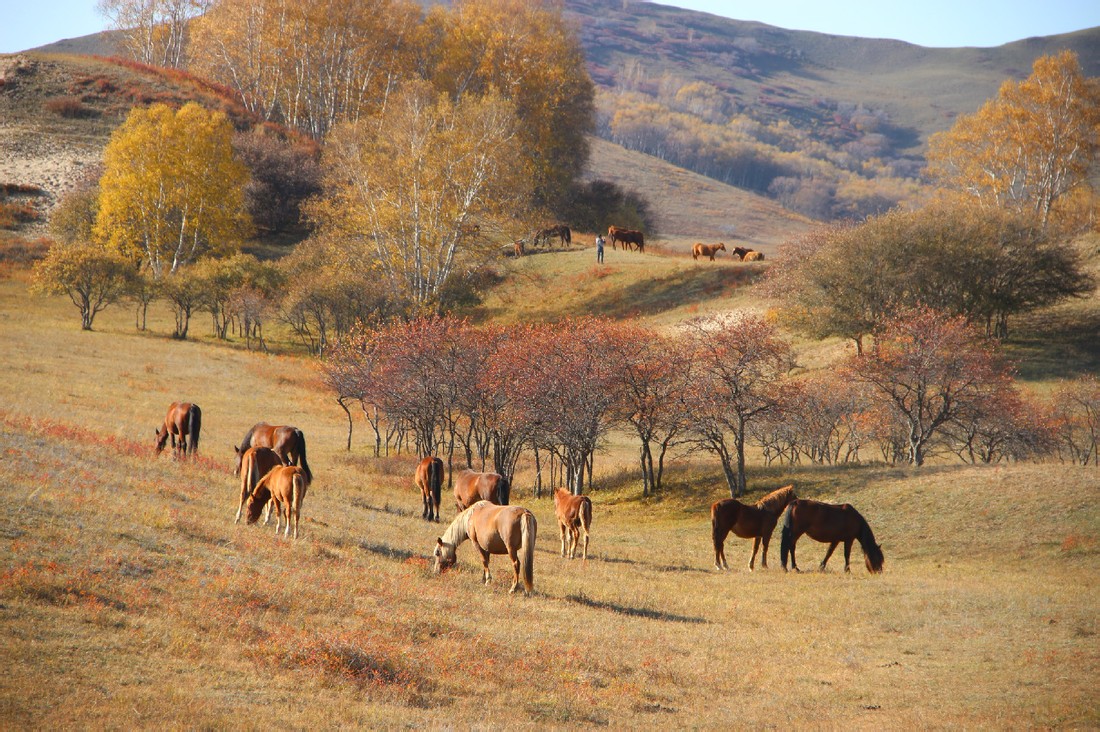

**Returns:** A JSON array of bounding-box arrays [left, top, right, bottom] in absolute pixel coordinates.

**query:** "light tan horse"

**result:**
[[234, 446, 286, 524], [692, 242, 726, 261], [245, 465, 310, 539], [552, 487, 592, 560], [743, 250, 765, 262], [433, 500, 536, 595], [711, 484, 796, 571]]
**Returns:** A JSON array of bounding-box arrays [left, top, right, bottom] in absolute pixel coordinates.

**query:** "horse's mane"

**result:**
[[755, 484, 796, 514], [440, 503, 475, 547]]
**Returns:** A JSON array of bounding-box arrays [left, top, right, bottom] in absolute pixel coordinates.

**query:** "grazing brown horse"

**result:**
[[533, 224, 571, 247], [234, 446, 286, 524], [245, 465, 311, 539], [415, 456, 444, 522], [433, 500, 537, 595], [552, 488, 593, 560], [453, 469, 510, 512], [711, 484, 797, 571], [743, 250, 765, 262], [608, 225, 645, 252], [513, 240, 525, 257], [155, 401, 201, 457], [692, 242, 726, 261], [780, 498, 884, 574], [234, 422, 312, 483]]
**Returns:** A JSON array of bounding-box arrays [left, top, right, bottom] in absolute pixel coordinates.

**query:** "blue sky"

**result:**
[[2, 0, 1099, 54]]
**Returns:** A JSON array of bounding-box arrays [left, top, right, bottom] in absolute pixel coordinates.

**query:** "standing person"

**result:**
[[595, 234, 605, 263]]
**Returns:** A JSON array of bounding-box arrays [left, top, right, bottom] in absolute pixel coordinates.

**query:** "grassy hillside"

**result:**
[[1, 258, 1097, 727]]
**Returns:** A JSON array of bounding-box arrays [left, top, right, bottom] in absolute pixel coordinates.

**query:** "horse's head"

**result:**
[[433, 538, 457, 573], [232, 445, 243, 477], [717, 243, 726, 251], [154, 427, 169, 454], [865, 543, 885, 574]]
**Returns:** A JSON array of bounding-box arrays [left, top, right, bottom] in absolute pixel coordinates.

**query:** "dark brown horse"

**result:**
[[234, 422, 312, 483], [711, 484, 796, 571], [453, 469, 510, 512], [433, 500, 537, 595], [245, 465, 311, 539], [730, 246, 751, 261], [692, 242, 726, 261], [534, 224, 571, 247], [234, 446, 286, 524], [155, 401, 201, 457], [415, 456, 444, 522], [780, 498, 884, 574], [608, 225, 644, 252], [552, 487, 593, 560]]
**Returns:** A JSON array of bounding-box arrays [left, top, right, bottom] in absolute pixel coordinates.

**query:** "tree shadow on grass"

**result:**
[[564, 592, 707, 624], [574, 264, 763, 320], [1008, 303, 1100, 381]]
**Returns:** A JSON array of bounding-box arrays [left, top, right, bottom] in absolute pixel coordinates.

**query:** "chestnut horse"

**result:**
[[415, 456, 444, 522], [608, 225, 644, 252], [692, 242, 726, 261], [245, 465, 311, 539], [780, 498, 884, 574], [711, 484, 796, 571], [433, 500, 537, 595], [234, 422, 312, 483], [155, 401, 201, 457], [552, 487, 593, 560], [453, 469, 510, 512], [234, 446, 286, 524]]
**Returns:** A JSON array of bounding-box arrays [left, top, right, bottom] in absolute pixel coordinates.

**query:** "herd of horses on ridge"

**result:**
[[512, 223, 765, 264], [155, 401, 884, 596]]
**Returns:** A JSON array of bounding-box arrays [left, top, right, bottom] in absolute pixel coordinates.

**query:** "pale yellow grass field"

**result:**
[[1, 276, 1097, 728]]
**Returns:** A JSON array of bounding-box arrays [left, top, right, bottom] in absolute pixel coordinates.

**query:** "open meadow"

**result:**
[[1, 266, 1098, 729]]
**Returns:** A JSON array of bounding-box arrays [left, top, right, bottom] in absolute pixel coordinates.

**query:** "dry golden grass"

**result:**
[[1, 275, 1098, 728]]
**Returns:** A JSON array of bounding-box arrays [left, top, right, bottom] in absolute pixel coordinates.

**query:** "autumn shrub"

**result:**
[[44, 96, 96, 118]]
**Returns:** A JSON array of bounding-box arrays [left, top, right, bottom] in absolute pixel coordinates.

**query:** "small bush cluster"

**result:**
[[44, 96, 97, 119]]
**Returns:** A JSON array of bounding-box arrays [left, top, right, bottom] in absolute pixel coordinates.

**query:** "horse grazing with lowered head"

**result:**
[[155, 401, 201, 457], [433, 500, 537, 595], [245, 465, 311, 539], [552, 488, 593, 560], [534, 224, 571, 248], [743, 250, 765, 262], [234, 422, 312, 484], [234, 446, 286, 524], [780, 498, 884, 574], [711, 484, 797, 571], [453, 469, 510, 512], [415, 456, 444, 522], [608, 225, 644, 252], [692, 242, 726, 261]]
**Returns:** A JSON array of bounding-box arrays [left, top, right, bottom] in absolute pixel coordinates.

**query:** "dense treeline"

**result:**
[[320, 312, 1100, 500]]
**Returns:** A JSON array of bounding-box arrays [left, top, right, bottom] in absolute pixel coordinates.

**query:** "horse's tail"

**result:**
[[710, 501, 724, 554], [188, 404, 201, 455], [292, 471, 305, 532], [520, 510, 536, 594], [497, 475, 510, 505], [429, 458, 443, 513], [779, 502, 795, 570], [580, 495, 593, 532], [295, 429, 312, 485], [858, 514, 885, 573]]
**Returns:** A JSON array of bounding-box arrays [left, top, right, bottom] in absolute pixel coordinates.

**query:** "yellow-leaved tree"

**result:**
[[94, 103, 250, 278], [426, 0, 595, 207], [307, 81, 530, 314], [926, 50, 1100, 228]]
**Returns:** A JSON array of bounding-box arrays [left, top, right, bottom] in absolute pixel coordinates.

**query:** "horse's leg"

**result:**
[[789, 534, 801, 572], [843, 539, 853, 573], [477, 547, 492, 585], [508, 549, 521, 593], [760, 534, 770, 569], [581, 523, 589, 561], [714, 527, 727, 570], [569, 525, 580, 560], [749, 536, 761, 571], [422, 491, 429, 520], [820, 542, 839, 571], [558, 520, 567, 557]]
